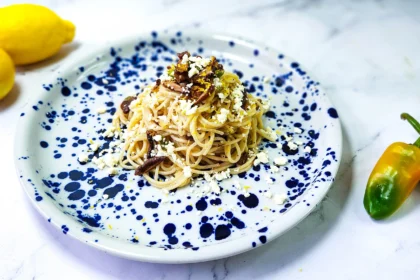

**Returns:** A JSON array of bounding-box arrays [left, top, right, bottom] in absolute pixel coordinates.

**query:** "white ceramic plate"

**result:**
[[15, 30, 342, 263]]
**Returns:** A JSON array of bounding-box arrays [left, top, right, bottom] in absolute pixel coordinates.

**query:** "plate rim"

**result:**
[[14, 30, 343, 263]]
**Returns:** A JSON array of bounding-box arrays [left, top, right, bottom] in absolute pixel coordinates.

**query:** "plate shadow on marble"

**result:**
[[0, 82, 20, 110]]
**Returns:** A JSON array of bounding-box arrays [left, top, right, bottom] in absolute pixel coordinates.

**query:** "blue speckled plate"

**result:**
[[14, 30, 342, 263]]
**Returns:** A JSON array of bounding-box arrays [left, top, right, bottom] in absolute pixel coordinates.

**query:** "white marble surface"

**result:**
[[1, 0, 420, 279]]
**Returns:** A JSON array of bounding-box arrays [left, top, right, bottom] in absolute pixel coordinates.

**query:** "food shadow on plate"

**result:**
[[25, 126, 353, 278]]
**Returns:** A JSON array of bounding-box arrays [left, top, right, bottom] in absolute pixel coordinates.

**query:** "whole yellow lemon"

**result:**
[[0, 4, 75, 65], [0, 48, 15, 100]]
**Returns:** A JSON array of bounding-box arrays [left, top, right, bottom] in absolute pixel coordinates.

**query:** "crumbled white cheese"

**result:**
[[214, 78, 222, 88], [97, 107, 107, 114], [304, 146, 312, 153], [202, 185, 210, 194], [162, 189, 169, 195], [285, 135, 293, 142], [103, 127, 115, 138], [210, 181, 220, 194], [102, 194, 109, 200], [103, 153, 119, 167], [90, 142, 100, 152], [274, 156, 288, 166], [204, 173, 212, 182], [244, 192, 250, 198], [188, 67, 199, 78], [270, 165, 280, 173], [108, 167, 119, 175], [102, 78, 109, 85], [261, 99, 270, 111], [187, 56, 211, 78], [294, 127, 303, 134], [78, 153, 89, 163], [179, 99, 195, 115], [183, 166, 192, 178], [265, 176, 274, 185], [295, 140, 303, 146], [165, 142, 176, 160], [233, 181, 242, 190], [153, 135, 162, 142], [214, 169, 231, 181], [218, 92, 227, 101], [273, 193, 287, 205], [185, 105, 197, 116], [216, 108, 230, 124], [254, 151, 269, 166], [263, 76, 271, 84], [181, 54, 189, 64], [92, 157, 106, 169], [287, 141, 298, 150], [189, 56, 211, 68], [232, 84, 245, 112], [264, 191, 273, 198], [265, 127, 277, 141]]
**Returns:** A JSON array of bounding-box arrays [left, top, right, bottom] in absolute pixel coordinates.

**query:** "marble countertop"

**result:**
[[1, 0, 420, 279]]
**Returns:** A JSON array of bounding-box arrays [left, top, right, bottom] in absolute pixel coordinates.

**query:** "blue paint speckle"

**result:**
[[328, 108, 339, 118], [40, 141, 48, 148]]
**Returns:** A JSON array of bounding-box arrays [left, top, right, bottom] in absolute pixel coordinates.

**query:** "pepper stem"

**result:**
[[401, 113, 420, 148], [414, 138, 420, 148]]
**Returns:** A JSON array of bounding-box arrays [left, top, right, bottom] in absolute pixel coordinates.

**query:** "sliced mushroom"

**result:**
[[134, 156, 167, 175], [174, 71, 189, 83], [146, 130, 156, 158], [120, 96, 136, 114], [241, 91, 248, 110], [162, 81, 185, 93], [193, 85, 214, 105], [152, 79, 161, 93], [175, 51, 190, 83]]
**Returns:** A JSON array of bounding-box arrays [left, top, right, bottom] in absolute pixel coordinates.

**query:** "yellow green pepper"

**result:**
[[364, 113, 420, 220]]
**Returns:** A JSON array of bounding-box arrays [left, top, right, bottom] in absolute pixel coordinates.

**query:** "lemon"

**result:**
[[0, 48, 15, 100], [0, 4, 75, 65]]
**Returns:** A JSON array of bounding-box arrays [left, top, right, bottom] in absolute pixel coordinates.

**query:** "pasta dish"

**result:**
[[107, 51, 276, 190]]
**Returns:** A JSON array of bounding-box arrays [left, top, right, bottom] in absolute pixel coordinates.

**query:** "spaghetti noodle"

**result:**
[[111, 51, 276, 190]]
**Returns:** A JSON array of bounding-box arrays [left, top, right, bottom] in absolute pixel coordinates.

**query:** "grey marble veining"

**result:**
[[1, 0, 420, 279]]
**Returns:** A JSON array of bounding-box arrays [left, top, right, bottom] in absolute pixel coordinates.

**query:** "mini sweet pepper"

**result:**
[[364, 113, 420, 220]]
